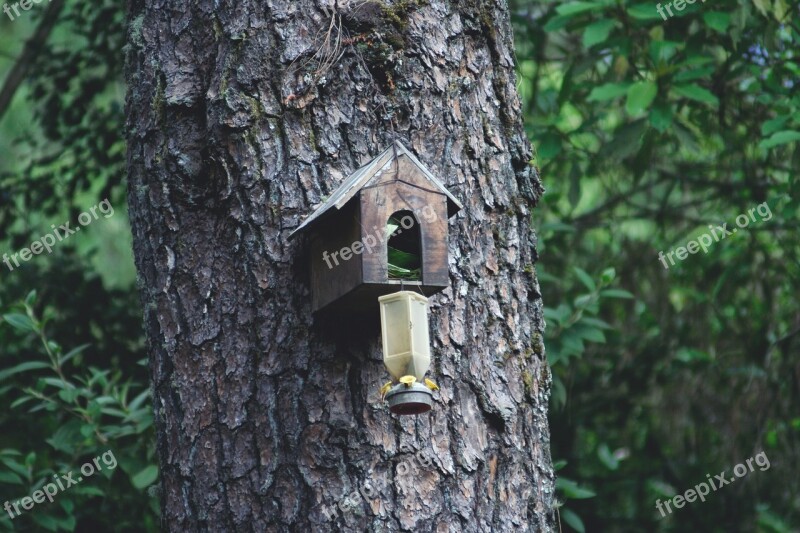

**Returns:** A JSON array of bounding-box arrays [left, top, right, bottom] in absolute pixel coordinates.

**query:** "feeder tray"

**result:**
[[385, 382, 433, 415]]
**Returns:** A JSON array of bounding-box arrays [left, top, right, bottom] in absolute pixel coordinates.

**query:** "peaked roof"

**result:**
[[289, 140, 463, 238]]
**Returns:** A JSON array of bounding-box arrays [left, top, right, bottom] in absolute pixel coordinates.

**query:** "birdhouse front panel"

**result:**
[[359, 167, 450, 288]]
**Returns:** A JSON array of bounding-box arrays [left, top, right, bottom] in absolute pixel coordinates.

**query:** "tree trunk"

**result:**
[[124, 0, 554, 530]]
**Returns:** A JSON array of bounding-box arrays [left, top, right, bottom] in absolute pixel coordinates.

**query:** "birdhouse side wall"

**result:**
[[309, 201, 364, 311]]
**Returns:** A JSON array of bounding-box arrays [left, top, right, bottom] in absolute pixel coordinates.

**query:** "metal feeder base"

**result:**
[[385, 383, 433, 415]]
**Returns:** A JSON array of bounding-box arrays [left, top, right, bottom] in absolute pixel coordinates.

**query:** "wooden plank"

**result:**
[[360, 162, 450, 288], [310, 200, 363, 311]]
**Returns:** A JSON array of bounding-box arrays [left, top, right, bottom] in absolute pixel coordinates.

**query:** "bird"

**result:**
[[424, 378, 439, 391]]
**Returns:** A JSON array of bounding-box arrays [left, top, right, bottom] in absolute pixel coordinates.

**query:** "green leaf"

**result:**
[[649, 41, 680, 64], [627, 2, 664, 20], [573, 267, 596, 291], [587, 83, 630, 102], [9, 396, 35, 409], [605, 120, 647, 160], [675, 348, 713, 363], [773, 0, 789, 20], [556, 2, 602, 16], [1, 457, 28, 478], [556, 477, 597, 499], [561, 508, 586, 533], [751, 0, 769, 16], [582, 19, 615, 48], [579, 317, 613, 330], [387, 265, 421, 280], [759, 130, 800, 150], [626, 81, 658, 114], [543, 14, 574, 32], [2, 313, 36, 332], [597, 444, 620, 470], [600, 289, 634, 299], [24, 290, 37, 307], [573, 325, 606, 343], [672, 84, 719, 106], [757, 508, 792, 532], [649, 104, 673, 132], [544, 307, 565, 326], [387, 247, 420, 269], [45, 420, 83, 454], [537, 132, 562, 159], [31, 513, 60, 532], [73, 486, 105, 497], [40, 377, 74, 390], [131, 465, 159, 489], [128, 389, 151, 411], [59, 388, 81, 403], [0, 361, 51, 382], [673, 66, 715, 83], [541, 222, 577, 234], [703, 11, 730, 32], [61, 343, 91, 365], [0, 470, 24, 484], [0, 449, 22, 456], [562, 334, 585, 356], [101, 408, 129, 418], [761, 116, 789, 136], [60, 499, 75, 514]]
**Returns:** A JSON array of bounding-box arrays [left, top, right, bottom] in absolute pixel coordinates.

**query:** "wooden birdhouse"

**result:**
[[290, 141, 462, 314]]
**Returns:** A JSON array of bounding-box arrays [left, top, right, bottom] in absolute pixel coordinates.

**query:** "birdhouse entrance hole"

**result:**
[[387, 210, 421, 281]]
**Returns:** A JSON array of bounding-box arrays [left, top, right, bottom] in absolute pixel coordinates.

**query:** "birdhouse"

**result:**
[[290, 141, 462, 314]]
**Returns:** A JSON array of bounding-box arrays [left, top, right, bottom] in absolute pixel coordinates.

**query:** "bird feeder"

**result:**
[[378, 291, 439, 415], [289, 141, 462, 315]]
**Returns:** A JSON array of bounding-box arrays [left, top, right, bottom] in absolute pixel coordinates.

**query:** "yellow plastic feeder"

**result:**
[[378, 291, 438, 415]]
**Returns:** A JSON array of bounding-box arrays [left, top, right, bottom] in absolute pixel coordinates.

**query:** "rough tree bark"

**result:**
[[125, 0, 554, 530]]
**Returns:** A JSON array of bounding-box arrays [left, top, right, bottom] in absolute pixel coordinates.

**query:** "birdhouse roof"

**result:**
[[289, 141, 463, 238]]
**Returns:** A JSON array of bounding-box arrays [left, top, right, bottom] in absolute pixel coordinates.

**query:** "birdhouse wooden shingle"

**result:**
[[290, 141, 462, 314]]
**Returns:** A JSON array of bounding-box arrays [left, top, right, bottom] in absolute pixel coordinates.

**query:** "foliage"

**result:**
[[0, 292, 158, 531], [387, 215, 423, 279], [1, 0, 798, 530], [0, 0, 126, 243], [0, 1, 155, 531], [513, 0, 799, 530]]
